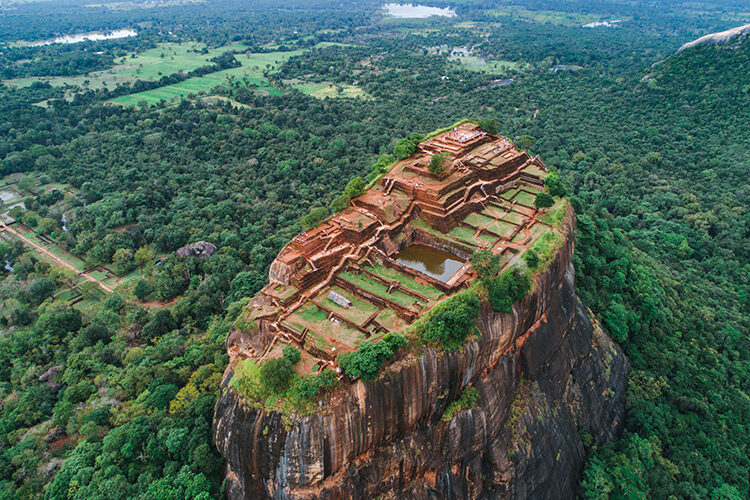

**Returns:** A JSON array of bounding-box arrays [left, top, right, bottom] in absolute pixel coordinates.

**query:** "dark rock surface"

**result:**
[[213, 213, 629, 499], [175, 241, 217, 258]]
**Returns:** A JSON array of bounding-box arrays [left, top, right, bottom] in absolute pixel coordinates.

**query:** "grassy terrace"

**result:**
[[511, 189, 539, 207], [286, 302, 365, 349], [485, 220, 516, 238], [338, 271, 425, 308], [366, 263, 444, 301], [464, 212, 496, 228], [314, 286, 379, 325]]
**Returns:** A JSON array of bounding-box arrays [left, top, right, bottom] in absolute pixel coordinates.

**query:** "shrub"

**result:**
[[292, 369, 339, 401], [428, 152, 450, 175], [343, 176, 366, 198], [544, 172, 566, 197], [134, 279, 154, 300], [477, 118, 499, 135], [422, 292, 481, 349], [442, 386, 480, 421], [393, 133, 424, 160], [300, 206, 329, 230], [282, 345, 301, 365], [534, 192, 555, 210], [103, 293, 124, 311], [259, 357, 294, 394], [470, 249, 502, 279], [338, 333, 406, 382], [524, 249, 540, 269], [487, 268, 531, 313]]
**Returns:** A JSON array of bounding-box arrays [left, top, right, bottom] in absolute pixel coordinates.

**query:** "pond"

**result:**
[[383, 3, 457, 19], [394, 244, 464, 283]]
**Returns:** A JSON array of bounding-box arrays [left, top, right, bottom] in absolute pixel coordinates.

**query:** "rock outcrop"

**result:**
[[677, 23, 750, 53], [213, 212, 628, 499], [176, 241, 217, 258]]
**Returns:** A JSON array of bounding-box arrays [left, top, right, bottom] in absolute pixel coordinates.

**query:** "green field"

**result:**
[[450, 56, 529, 75], [4, 42, 248, 91], [486, 7, 604, 26], [110, 49, 308, 106], [292, 81, 368, 99]]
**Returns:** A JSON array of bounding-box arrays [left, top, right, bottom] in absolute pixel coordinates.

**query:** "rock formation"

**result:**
[[677, 23, 750, 53], [213, 208, 629, 499], [176, 241, 218, 258]]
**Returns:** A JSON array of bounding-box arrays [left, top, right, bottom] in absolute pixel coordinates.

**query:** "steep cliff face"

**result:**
[[213, 215, 628, 499]]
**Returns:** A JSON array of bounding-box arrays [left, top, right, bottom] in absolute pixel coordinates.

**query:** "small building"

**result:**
[[328, 290, 352, 309]]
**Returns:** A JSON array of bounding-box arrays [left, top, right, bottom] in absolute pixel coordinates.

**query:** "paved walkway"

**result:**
[[0, 222, 113, 294]]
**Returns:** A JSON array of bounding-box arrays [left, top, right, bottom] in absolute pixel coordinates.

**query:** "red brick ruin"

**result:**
[[231, 123, 550, 373]]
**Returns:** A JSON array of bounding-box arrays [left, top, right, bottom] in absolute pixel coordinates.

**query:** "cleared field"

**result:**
[[293, 82, 368, 99], [501, 187, 520, 200], [501, 210, 526, 225], [4, 42, 248, 90], [486, 7, 604, 26], [450, 56, 529, 75], [111, 49, 304, 106]]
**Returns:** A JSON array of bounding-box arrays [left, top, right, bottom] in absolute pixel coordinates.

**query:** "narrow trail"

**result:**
[[1, 221, 113, 294]]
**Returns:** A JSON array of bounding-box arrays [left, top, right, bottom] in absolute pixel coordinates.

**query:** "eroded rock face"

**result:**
[[213, 216, 628, 499]]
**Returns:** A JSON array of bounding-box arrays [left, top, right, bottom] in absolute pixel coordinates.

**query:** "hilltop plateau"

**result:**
[[213, 123, 629, 499]]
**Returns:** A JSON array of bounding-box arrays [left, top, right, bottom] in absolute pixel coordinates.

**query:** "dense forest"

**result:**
[[0, 0, 747, 498]]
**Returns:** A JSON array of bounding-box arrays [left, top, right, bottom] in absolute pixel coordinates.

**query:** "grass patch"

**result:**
[[464, 212, 496, 228], [366, 264, 443, 301], [316, 286, 379, 325], [339, 271, 423, 308], [292, 81, 368, 99], [110, 47, 308, 106], [486, 7, 604, 26], [486, 220, 517, 238], [512, 190, 537, 207], [450, 56, 529, 75], [442, 386, 480, 421], [448, 225, 478, 243]]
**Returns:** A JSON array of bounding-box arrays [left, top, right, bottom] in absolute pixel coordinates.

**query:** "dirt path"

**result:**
[[0, 222, 113, 294]]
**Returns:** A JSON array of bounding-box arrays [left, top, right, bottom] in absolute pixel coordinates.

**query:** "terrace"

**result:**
[[234, 123, 553, 374]]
